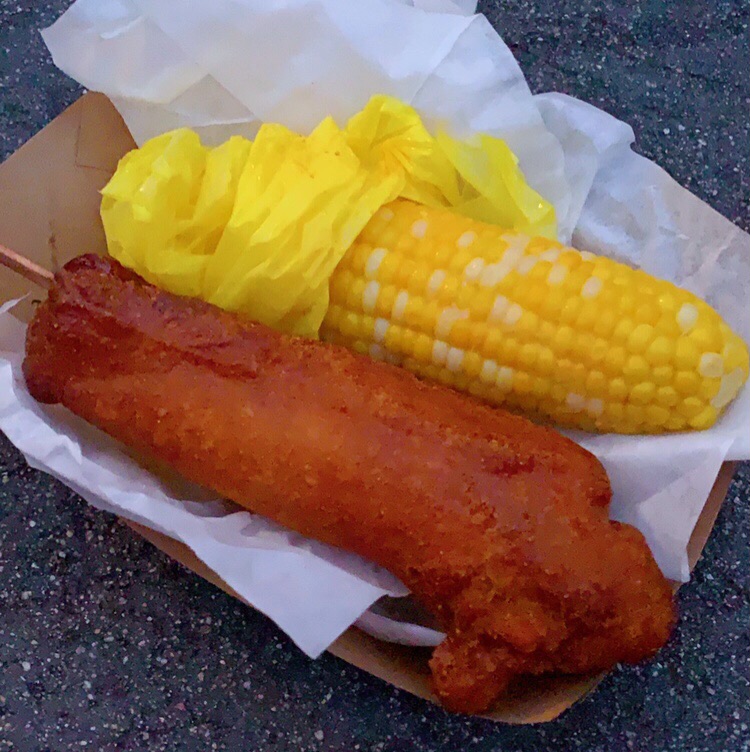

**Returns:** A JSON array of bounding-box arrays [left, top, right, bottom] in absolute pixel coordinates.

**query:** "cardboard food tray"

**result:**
[[0, 92, 738, 724]]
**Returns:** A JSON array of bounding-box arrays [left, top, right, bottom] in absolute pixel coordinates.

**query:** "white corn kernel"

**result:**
[[427, 270, 446, 296], [391, 291, 409, 321], [587, 398, 604, 417], [365, 248, 388, 279], [435, 306, 470, 339], [581, 276, 603, 298], [369, 343, 386, 360], [411, 219, 428, 238], [479, 263, 508, 287], [432, 340, 449, 365], [457, 231, 477, 248], [362, 281, 380, 313], [516, 256, 538, 276], [488, 295, 509, 323], [446, 347, 465, 372], [495, 366, 514, 389], [463, 257, 485, 281], [566, 393, 587, 411], [503, 234, 530, 256], [547, 263, 568, 286], [711, 367, 745, 409], [540, 249, 561, 263], [480, 240, 527, 287], [503, 303, 523, 327], [677, 303, 698, 333], [699, 353, 724, 378], [480, 359, 498, 384], [373, 318, 389, 344]]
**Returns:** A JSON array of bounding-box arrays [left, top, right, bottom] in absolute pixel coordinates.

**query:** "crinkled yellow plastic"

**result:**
[[101, 95, 556, 337]]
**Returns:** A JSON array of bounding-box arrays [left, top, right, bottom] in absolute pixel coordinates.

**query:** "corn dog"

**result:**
[[23, 254, 675, 714]]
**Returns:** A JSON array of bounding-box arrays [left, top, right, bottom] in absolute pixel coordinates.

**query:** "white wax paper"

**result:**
[[0, 0, 742, 650]]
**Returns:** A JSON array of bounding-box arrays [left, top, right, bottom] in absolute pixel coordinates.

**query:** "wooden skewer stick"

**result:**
[[0, 243, 54, 290]]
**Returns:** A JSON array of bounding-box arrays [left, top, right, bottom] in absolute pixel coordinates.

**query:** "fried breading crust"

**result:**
[[23, 255, 675, 713]]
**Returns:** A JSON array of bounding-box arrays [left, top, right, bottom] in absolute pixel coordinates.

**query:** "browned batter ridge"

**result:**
[[24, 255, 675, 714]]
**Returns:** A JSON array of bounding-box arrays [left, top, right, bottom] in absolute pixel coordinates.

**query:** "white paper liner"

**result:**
[[0, 0, 740, 651]]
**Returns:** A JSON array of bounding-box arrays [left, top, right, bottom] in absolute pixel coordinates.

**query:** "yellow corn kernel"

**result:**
[[613, 319, 635, 343], [376, 285, 398, 317], [501, 338, 520, 366], [675, 370, 701, 395], [554, 326, 575, 355], [437, 276, 460, 303], [449, 320, 473, 350], [700, 379, 721, 400], [690, 322, 722, 353], [585, 370, 608, 397], [352, 340, 369, 355], [559, 298, 580, 326], [602, 346, 627, 375], [470, 288, 496, 319], [608, 378, 628, 401], [322, 199, 748, 433], [576, 304, 599, 330], [656, 386, 679, 407], [635, 301, 661, 325], [462, 351, 483, 378], [531, 376, 550, 398], [536, 348, 556, 376], [513, 371, 534, 395], [724, 341, 749, 371], [624, 404, 646, 426], [589, 339, 610, 366], [689, 406, 718, 430], [627, 324, 654, 354], [346, 277, 367, 311], [549, 383, 567, 404], [383, 324, 404, 352], [603, 403, 626, 424], [653, 365, 674, 385], [618, 295, 636, 315], [479, 328, 502, 359], [646, 336, 674, 366], [573, 333, 597, 361], [592, 311, 617, 339], [664, 414, 687, 431], [675, 338, 700, 370], [624, 355, 650, 381], [518, 343, 539, 369], [644, 404, 671, 427], [678, 397, 704, 419], [412, 333, 433, 362], [630, 382, 656, 405]]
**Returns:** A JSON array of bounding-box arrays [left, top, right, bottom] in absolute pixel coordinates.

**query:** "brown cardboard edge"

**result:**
[[0, 92, 742, 725], [687, 461, 736, 569]]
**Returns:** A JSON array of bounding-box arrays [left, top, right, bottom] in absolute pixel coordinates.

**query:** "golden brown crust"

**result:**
[[23, 254, 675, 713]]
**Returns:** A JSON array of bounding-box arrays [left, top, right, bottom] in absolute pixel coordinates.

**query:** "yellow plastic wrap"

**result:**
[[101, 95, 556, 337]]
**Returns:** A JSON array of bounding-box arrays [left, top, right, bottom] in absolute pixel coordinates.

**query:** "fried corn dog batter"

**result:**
[[23, 255, 675, 714]]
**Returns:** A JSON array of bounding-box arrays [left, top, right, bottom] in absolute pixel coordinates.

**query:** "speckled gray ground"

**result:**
[[0, 0, 748, 750]]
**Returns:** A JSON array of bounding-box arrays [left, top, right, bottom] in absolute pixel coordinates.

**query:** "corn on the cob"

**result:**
[[321, 199, 748, 433]]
